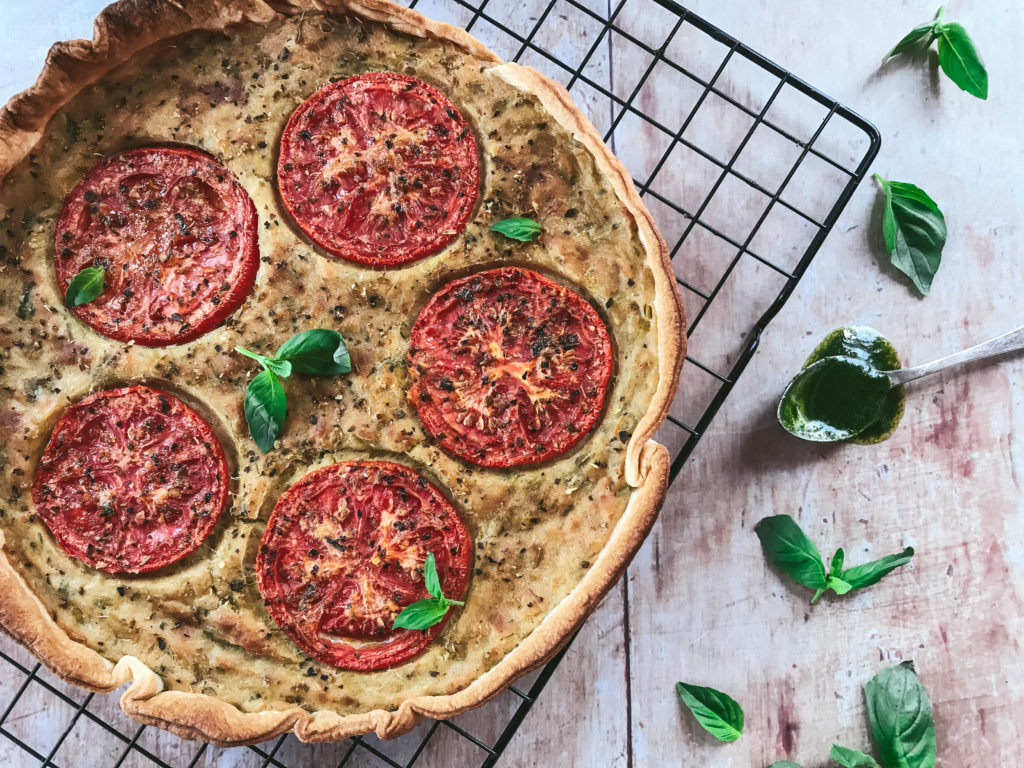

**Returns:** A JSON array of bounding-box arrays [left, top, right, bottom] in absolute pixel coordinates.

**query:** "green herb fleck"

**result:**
[[65, 266, 105, 307], [491, 217, 542, 242], [16, 285, 34, 320]]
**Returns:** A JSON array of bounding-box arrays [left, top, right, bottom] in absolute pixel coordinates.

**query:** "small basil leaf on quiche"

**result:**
[[491, 217, 542, 242], [865, 661, 937, 768], [392, 599, 452, 631], [392, 551, 465, 631], [244, 369, 286, 453], [675, 682, 744, 742], [831, 745, 883, 768], [841, 547, 915, 590], [767, 762, 804, 768], [65, 266, 105, 307], [754, 515, 828, 594], [276, 328, 351, 375], [423, 552, 443, 600]]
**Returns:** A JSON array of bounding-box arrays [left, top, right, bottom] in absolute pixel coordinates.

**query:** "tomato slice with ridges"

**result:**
[[408, 267, 614, 467], [54, 146, 260, 346], [277, 72, 479, 267], [256, 460, 471, 671], [31, 385, 230, 574]]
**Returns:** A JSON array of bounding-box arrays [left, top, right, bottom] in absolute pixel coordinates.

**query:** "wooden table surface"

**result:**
[[2, 1, 1022, 766]]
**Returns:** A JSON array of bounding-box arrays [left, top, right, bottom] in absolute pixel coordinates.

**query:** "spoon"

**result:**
[[779, 324, 1024, 442], [879, 323, 1024, 386]]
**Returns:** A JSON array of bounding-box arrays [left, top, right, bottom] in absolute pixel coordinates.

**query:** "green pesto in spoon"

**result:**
[[780, 324, 1024, 443], [801, 325, 906, 444], [778, 355, 893, 442]]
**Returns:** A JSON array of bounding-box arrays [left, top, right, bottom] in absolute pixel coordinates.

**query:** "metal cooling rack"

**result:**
[[0, 0, 880, 765]]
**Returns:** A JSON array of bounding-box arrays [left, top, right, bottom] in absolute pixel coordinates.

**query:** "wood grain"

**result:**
[[2, 1, 1023, 766]]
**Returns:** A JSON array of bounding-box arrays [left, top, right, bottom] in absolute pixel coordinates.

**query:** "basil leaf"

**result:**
[[276, 328, 351, 375], [842, 547, 915, 590], [392, 598, 451, 631], [491, 217, 542, 242], [865, 661, 937, 768], [827, 575, 854, 596], [65, 266, 105, 307], [936, 23, 988, 99], [235, 346, 292, 379], [874, 175, 947, 296], [423, 552, 442, 600], [244, 369, 286, 453], [264, 359, 293, 379], [767, 763, 804, 768], [675, 682, 744, 742], [883, 20, 937, 63], [831, 745, 883, 768], [754, 515, 828, 593], [829, 548, 846, 579]]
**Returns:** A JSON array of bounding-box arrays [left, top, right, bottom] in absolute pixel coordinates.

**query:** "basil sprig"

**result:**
[[763, 663, 935, 768], [675, 682, 744, 743], [392, 552, 464, 631], [235, 329, 350, 453], [491, 217, 542, 242], [754, 515, 914, 604], [834, 662, 936, 768], [874, 175, 947, 297], [65, 266, 105, 307], [884, 6, 988, 99]]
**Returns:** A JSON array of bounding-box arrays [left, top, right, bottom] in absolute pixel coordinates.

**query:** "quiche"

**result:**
[[0, 0, 685, 745]]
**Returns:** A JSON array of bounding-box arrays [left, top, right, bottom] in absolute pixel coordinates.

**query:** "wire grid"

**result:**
[[0, 0, 880, 765]]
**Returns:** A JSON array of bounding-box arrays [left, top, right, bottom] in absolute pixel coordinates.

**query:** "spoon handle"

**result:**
[[887, 324, 1024, 386]]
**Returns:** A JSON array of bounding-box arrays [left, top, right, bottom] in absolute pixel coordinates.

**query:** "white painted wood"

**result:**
[[2, 1, 1023, 766], [625, 2, 1024, 767]]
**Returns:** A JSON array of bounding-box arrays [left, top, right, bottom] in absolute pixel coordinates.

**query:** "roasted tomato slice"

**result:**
[[32, 385, 230, 574], [257, 460, 471, 671], [54, 146, 260, 346], [277, 72, 479, 267], [408, 267, 614, 467]]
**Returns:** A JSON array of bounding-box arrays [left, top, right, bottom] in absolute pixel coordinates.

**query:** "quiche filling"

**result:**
[[0, 13, 661, 716]]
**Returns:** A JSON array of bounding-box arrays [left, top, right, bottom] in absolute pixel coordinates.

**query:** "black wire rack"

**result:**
[[0, 0, 880, 765]]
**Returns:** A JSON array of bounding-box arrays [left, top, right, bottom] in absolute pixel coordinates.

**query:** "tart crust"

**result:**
[[0, 0, 685, 745]]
